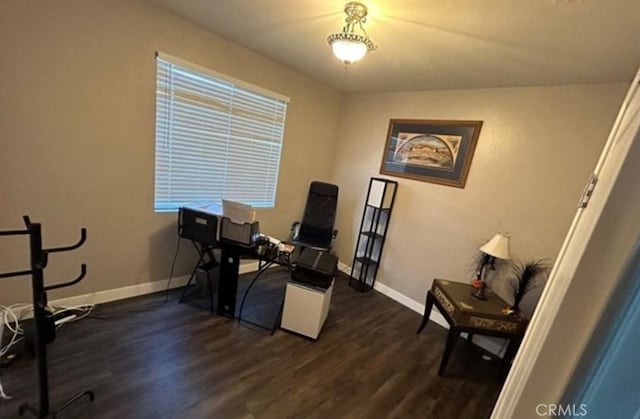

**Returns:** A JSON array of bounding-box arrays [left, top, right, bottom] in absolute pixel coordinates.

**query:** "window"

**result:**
[[154, 52, 289, 212]]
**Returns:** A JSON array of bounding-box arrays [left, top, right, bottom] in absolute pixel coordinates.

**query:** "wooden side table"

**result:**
[[417, 278, 528, 375]]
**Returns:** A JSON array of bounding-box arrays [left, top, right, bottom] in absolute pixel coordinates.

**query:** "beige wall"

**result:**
[[0, 0, 627, 315], [0, 0, 342, 304], [332, 84, 627, 303]]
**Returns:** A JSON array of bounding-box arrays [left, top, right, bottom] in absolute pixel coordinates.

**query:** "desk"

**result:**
[[177, 231, 259, 318], [417, 278, 528, 375], [177, 206, 329, 331], [218, 241, 294, 320]]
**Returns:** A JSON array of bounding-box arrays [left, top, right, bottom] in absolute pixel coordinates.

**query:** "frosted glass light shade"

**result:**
[[331, 40, 368, 64], [480, 233, 511, 260]]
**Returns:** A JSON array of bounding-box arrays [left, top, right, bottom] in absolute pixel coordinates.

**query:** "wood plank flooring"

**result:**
[[0, 269, 504, 419]]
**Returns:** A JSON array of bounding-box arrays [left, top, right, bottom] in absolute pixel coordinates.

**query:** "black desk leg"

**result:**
[[417, 291, 435, 334], [218, 247, 239, 318], [438, 328, 460, 376]]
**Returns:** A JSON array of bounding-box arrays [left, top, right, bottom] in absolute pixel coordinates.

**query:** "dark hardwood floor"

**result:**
[[0, 268, 504, 419]]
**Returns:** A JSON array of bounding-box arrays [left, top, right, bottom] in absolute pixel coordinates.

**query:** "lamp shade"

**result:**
[[479, 233, 511, 260]]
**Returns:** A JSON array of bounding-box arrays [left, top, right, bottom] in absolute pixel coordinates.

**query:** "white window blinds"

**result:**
[[154, 53, 289, 212]]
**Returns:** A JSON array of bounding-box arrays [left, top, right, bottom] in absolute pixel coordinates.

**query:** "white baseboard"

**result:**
[[52, 261, 263, 308], [338, 261, 351, 275], [7, 261, 264, 320], [340, 262, 506, 357], [7, 259, 505, 357], [6, 274, 190, 320], [49, 274, 191, 309], [371, 280, 450, 329], [239, 260, 262, 275]]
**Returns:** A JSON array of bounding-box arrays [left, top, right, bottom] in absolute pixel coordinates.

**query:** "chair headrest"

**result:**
[[309, 181, 339, 197]]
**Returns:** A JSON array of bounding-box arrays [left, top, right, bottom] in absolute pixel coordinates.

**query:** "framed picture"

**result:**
[[379, 119, 483, 188]]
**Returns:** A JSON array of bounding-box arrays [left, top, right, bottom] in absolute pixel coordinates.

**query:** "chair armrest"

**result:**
[[291, 221, 301, 241]]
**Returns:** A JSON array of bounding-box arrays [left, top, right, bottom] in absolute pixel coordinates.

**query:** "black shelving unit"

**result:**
[[349, 177, 397, 291]]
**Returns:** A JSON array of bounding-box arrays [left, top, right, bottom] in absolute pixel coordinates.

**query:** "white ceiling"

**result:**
[[145, 0, 640, 93]]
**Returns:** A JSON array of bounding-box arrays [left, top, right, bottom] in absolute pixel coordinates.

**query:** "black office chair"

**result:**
[[291, 181, 339, 251]]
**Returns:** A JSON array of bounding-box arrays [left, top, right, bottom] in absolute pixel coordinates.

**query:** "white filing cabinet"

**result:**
[[281, 280, 334, 339]]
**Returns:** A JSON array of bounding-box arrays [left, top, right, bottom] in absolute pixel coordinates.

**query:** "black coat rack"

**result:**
[[0, 216, 94, 418]]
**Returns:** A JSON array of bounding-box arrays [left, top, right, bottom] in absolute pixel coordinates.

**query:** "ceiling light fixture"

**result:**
[[327, 1, 376, 66]]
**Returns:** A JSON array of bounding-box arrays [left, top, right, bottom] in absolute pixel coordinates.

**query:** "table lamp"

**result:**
[[471, 233, 511, 300]]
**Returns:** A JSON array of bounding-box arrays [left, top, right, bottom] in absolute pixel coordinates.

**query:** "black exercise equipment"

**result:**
[[0, 216, 94, 418]]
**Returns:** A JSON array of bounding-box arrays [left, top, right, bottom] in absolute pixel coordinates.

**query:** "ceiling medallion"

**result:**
[[327, 2, 377, 66]]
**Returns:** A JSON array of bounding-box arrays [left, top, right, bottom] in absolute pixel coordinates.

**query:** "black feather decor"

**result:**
[[510, 259, 550, 312], [469, 251, 505, 278], [469, 252, 492, 278]]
